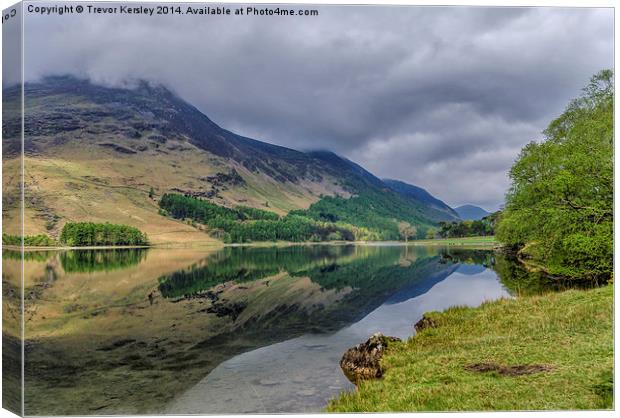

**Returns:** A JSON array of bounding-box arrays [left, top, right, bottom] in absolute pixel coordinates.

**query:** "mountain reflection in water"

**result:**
[[4, 245, 529, 415]]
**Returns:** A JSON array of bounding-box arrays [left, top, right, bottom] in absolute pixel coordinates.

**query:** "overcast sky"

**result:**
[[16, 4, 614, 210]]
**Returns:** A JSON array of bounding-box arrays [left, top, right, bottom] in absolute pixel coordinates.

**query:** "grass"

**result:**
[[327, 285, 613, 412], [411, 236, 496, 246]]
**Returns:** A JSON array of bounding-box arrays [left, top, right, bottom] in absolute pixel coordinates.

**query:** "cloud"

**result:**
[[19, 5, 613, 210]]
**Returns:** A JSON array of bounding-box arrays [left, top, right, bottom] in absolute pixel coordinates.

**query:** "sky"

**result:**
[[13, 4, 614, 210]]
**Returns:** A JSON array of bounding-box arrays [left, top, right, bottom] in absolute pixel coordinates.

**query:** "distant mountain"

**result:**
[[2, 76, 455, 243], [383, 179, 460, 221], [454, 205, 490, 220]]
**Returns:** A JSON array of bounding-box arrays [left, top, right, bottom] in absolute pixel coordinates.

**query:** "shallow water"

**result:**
[[167, 264, 509, 413], [3, 244, 526, 415]]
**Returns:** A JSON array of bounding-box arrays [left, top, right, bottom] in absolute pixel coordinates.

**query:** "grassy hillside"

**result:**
[[2, 84, 344, 245], [328, 285, 613, 411], [292, 189, 436, 240], [3, 77, 452, 245]]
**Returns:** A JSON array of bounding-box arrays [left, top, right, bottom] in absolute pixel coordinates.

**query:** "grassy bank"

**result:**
[[328, 285, 613, 411]]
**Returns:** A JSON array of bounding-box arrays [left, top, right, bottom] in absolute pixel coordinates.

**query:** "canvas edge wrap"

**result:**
[[2, 1, 25, 416]]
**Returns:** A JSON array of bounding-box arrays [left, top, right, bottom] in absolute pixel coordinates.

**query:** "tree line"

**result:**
[[159, 193, 358, 243], [159, 193, 280, 222], [2, 234, 58, 247], [436, 214, 497, 238]]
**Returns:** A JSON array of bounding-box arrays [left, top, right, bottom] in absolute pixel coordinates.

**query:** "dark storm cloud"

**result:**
[[19, 4, 613, 210]]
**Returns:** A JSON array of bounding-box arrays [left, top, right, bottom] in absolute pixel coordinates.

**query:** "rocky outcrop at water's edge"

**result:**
[[339, 333, 401, 384]]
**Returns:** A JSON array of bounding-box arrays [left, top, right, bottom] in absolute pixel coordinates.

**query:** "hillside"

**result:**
[[454, 205, 490, 220], [4, 76, 449, 244], [383, 179, 459, 222]]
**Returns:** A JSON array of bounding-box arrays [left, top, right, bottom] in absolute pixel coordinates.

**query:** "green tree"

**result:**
[[398, 222, 417, 242], [496, 70, 613, 281]]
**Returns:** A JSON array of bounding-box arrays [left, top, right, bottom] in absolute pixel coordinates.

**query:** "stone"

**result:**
[[339, 333, 401, 384], [414, 314, 437, 333]]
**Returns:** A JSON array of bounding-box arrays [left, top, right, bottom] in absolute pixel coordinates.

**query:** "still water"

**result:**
[[3, 244, 534, 415]]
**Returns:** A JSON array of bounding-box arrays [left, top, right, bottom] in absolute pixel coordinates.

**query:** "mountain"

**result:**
[[2, 76, 450, 244], [383, 179, 460, 221], [454, 205, 490, 220]]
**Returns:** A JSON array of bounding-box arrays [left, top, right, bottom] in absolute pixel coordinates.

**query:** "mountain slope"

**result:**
[[3, 76, 444, 244], [454, 205, 490, 220], [383, 179, 460, 221]]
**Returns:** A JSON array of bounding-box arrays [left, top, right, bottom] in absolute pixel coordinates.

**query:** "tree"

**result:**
[[149, 187, 155, 199], [398, 222, 417, 242], [496, 70, 613, 281]]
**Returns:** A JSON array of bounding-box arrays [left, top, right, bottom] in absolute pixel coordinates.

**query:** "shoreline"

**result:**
[[4, 236, 497, 251], [328, 284, 613, 411]]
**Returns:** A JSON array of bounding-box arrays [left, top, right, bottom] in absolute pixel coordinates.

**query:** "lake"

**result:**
[[3, 244, 544, 415]]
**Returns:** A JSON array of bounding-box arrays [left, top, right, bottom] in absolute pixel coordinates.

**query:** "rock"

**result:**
[[414, 314, 437, 333], [339, 333, 401, 384], [97, 142, 137, 154], [205, 169, 246, 187], [202, 300, 247, 321]]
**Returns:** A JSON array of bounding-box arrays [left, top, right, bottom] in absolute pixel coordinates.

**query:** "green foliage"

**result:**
[[291, 190, 433, 241], [159, 193, 355, 243], [496, 70, 613, 281], [224, 215, 355, 243], [59, 222, 149, 246], [159, 193, 244, 221], [235, 205, 280, 221], [159, 187, 435, 243], [437, 213, 497, 238], [2, 234, 58, 247], [159, 194, 279, 222]]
